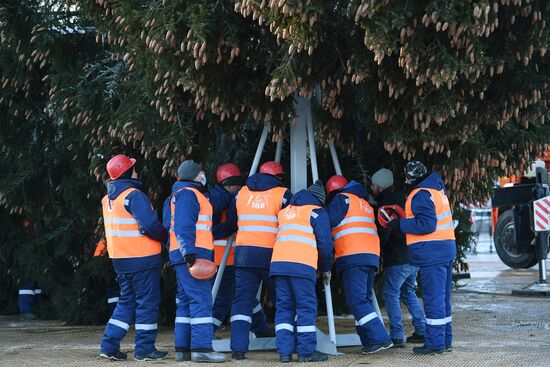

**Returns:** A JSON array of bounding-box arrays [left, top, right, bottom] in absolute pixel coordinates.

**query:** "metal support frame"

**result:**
[[211, 236, 234, 301], [290, 96, 309, 193], [275, 139, 283, 163], [306, 115, 319, 183], [250, 124, 269, 176], [305, 105, 337, 349], [213, 99, 384, 354], [328, 141, 343, 176]]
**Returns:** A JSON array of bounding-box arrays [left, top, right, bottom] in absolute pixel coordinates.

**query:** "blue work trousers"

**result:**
[[174, 263, 214, 352], [342, 266, 390, 346], [100, 268, 161, 355], [419, 261, 453, 350], [274, 276, 318, 357]]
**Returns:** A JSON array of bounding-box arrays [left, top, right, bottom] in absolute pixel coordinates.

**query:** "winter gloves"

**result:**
[[184, 253, 196, 267], [388, 219, 401, 233]]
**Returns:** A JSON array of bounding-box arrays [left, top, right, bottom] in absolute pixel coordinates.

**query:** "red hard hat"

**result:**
[[259, 161, 284, 176], [106, 154, 136, 180], [216, 163, 241, 183], [189, 259, 217, 281], [326, 175, 349, 195], [377, 204, 406, 228]]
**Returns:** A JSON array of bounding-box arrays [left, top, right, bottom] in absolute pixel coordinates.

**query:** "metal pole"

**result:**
[[211, 236, 234, 300], [249, 124, 269, 176], [306, 110, 319, 182], [304, 98, 336, 345], [291, 96, 309, 192], [537, 231, 548, 283], [328, 141, 343, 176], [371, 292, 383, 324], [539, 251, 547, 282], [534, 167, 549, 284], [323, 280, 337, 344], [275, 138, 283, 163]]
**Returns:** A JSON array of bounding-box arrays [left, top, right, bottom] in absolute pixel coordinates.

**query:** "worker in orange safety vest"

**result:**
[[225, 161, 292, 360], [387, 161, 456, 355], [270, 181, 333, 363], [163, 160, 226, 363], [99, 154, 168, 362], [325, 175, 392, 355], [206, 163, 273, 337]]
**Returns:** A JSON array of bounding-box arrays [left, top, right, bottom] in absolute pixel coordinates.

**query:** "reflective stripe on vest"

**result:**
[[102, 188, 161, 259], [213, 211, 235, 266], [331, 193, 380, 260], [271, 205, 319, 269], [405, 188, 456, 246], [169, 187, 214, 252], [235, 186, 287, 249]]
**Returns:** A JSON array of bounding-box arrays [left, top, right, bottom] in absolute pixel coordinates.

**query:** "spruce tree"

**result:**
[[1, 0, 548, 322]]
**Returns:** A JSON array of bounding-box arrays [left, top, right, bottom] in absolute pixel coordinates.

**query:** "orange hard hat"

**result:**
[[106, 154, 136, 180], [189, 259, 217, 280], [326, 175, 349, 195], [259, 161, 283, 176], [216, 163, 241, 184]]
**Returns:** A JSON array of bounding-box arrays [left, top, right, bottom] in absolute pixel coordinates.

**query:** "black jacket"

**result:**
[[374, 188, 409, 267]]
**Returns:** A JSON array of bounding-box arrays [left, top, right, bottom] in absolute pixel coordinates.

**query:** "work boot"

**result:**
[[297, 352, 328, 362], [99, 350, 127, 361], [21, 312, 37, 320], [232, 352, 246, 360], [361, 340, 393, 355], [391, 339, 405, 348], [412, 346, 444, 355], [134, 350, 168, 361], [406, 332, 425, 343], [280, 355, 292, 363], [191, 351, 226, 363], [175, 351, 191, 361]]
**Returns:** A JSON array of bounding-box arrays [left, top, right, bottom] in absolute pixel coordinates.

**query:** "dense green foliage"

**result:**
[[1, 0, 547, 323]]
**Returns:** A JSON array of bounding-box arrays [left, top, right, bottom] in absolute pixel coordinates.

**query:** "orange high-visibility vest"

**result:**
[[405, 188, 456, 245], [214, 211, 235, 266], [271, 205, 319, 269], [332, 193, 380, 260], [235, 186, 287, 249], [169, 187, 214, 252], [102, 188, 161, 259]]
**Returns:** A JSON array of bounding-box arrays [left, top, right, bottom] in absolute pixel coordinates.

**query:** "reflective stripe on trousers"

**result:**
[[231, 314, 252, 323], [426, 316, 452, 325], [108, 318, 130, 331]]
